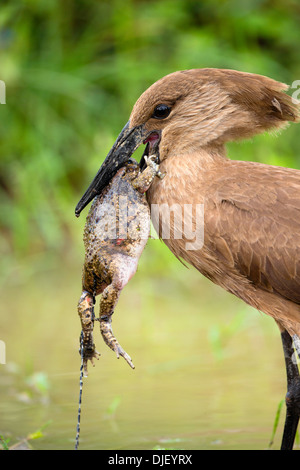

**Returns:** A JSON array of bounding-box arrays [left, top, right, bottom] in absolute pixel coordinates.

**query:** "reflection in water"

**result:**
[[0, 249, 289, 450]]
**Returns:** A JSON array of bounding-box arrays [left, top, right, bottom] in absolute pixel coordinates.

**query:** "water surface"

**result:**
[[0, 244, 292, 450]]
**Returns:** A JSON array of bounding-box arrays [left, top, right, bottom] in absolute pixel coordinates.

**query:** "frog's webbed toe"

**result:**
[[113, 343, 135, 369], [81, 346, 101, 377], [144, 154, 166, 179], [99, 317, 135, 369]]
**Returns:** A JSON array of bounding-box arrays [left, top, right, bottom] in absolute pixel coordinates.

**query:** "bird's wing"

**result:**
[[205, 160, 300, 304]]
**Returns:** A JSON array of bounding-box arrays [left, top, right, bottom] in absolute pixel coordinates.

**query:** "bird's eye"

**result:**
[[152, 104, 171, 119]]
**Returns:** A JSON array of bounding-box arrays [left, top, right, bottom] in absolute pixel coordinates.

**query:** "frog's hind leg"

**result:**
[[98, 267, 136, 369], [78, 290, 100, 376]]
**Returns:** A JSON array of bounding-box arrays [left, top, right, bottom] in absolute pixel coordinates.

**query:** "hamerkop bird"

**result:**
[[75, 68, 300, 450]]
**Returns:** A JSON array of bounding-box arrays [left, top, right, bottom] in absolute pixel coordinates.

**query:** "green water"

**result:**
[[0, 243, 294, 450]]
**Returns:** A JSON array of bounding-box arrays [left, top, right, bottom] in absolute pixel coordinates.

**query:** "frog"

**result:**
[[77, 155, 164, 376]]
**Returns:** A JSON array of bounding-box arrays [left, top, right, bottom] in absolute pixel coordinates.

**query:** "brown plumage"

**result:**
[[76, 68, 300, 450], [132, 69, 300, 336]]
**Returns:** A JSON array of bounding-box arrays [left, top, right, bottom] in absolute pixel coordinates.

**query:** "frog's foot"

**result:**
[[113, 343, 135, 370], [81, 345, 100, 377], [99, 318, 135, 369], [144, 154, 166, 179]]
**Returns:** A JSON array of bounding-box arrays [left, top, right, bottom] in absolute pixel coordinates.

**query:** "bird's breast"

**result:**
[[146, 153, 215, 271]]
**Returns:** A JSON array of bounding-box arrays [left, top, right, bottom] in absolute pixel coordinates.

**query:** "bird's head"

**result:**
[[75, 68, 299, 216]]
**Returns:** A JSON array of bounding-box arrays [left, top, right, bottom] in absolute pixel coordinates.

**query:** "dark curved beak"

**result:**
[[75, 121, 144, 217]]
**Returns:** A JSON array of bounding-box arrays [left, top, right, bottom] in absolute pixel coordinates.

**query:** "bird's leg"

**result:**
[[98, 281, 135, 369], [280, 330, 300, 450]]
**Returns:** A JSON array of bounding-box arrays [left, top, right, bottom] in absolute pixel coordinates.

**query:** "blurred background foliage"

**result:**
[[1, 0, 300, 450], [1, 0, 300, 277]]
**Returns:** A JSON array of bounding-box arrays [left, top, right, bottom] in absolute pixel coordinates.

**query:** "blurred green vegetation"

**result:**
[[1, 2, 300, 449], [1, 0, 300, 277]]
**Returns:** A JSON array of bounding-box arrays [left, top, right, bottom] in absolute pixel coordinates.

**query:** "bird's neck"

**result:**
[[148, 143, 227, 206], [161, 140, 227, 164]]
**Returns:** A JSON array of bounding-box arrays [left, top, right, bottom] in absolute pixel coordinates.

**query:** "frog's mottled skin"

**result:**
[[78, 157, 162, 376]]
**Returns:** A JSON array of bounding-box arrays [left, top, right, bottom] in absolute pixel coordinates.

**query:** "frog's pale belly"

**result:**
[[86, 191, 151, 262]]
